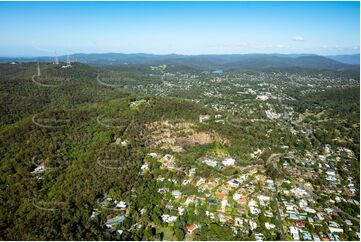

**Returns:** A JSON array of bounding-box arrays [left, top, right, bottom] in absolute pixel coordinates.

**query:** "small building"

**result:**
[[178, 207, 185, 215], [345, 220, 352, 226], [215, 193, 228, 200], [199, 115, 211, 123], [90, 211, 99, 219], [185, 224, 199, 233], [227, 179, 240, 188], [218, 213, 227, 223], [249, 221, 257, 230], [257, 195, 271, 206], [208, 198, 219, 205], [234, 217, 243, 226], [161, 214, 177, 223], [222, 157, 235, 166], [31, 163, 46, 175], [265, 211, 273, 217], [172, 190, 182, 199], [250, 206, 261, 215], [106, 215, 125, 228], [182, 180, 190, 186], [301, 231, 312, 241], [296, 221, 305, 228], [147, 153, 157, 158], [237, 197, 247, 204], [116, 201, 127, 209], [328, 226, 344, 233], [312, 233, 320, 241], [221, 199, 228, 212], [141, 163, 149, 171], [202, 158, 217, 167], [265, 222, 276, 230], [289, 226, 300, 241], [158, 188, 169, 194], [255, 233, 264, 241], [256, 95, 269, 101]]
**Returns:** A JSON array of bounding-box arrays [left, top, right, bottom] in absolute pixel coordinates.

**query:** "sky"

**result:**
[[0, 1, 359, 56]]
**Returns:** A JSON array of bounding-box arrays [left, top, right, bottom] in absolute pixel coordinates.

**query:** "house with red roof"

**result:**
[[295, 221, 305, 228], [215, 193, 228, 200], [237, 197, 247, 204], [185, 224, 199, 233]]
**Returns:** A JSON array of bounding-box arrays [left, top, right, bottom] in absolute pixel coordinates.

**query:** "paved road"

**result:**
[[32, 74, 61, 87], [273, 194, 285, 240], [265, 153, 280, 167], [96, 73, 123, 88], [266, 153, 286, 239]]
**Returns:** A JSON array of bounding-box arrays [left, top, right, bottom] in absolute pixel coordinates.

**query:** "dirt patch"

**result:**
[[146, 120, 227, 152]]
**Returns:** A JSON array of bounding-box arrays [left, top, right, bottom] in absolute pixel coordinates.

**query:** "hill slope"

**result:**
[[0, 96, 210, 240]]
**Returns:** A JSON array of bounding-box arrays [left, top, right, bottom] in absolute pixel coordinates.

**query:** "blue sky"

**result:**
[[0, 1, 359, 56]]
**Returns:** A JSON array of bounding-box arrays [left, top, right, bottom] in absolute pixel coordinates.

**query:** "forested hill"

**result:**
[[0, 62, 129, 126], [0, 96, 210, 240]]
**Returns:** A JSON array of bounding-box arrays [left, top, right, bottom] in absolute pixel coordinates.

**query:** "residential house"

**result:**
[[289, 226, 300, 241], [222, 157, 235, 166], [199, 115, 211, 123], [202, 159, 217, 167], [161, 214, 177, 223], [185, 224, 199, 233], [265, 222, 276, 230], [172, 190, 182, 199], [31, 163, 46, 175], [106, 215, 126, 228]]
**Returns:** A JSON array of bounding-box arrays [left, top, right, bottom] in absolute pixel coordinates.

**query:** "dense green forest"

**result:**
[[0, 63, 129, 126], [0, 95, 211, 240]]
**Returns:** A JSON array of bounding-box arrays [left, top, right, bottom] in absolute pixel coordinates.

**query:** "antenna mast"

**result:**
[[67, 54, 71, 66], [54, 51, 59, 65], [37, 61, 41, 77]]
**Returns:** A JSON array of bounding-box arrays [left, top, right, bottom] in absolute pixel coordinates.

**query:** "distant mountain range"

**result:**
[[0, 53, 359, 71], [326, 54, 360, 65]]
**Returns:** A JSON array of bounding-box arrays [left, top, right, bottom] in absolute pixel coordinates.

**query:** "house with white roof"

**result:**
[[265, 222, 276, 230], [249, 221, 257, 230], [161, 214, 177, 223], [222, 157, 235, 166], [328, 226, 343, 233], [202, 159, 217, 167], [147, 152, 157, 158], [289, 226, 300, 241], [221, 199, 228, 212], [31, 163, 46, 175], [257, 195, 271, 206], [116, 201, 127, 209], [172, 190, 182, 199], [218, 213, 227, 223]]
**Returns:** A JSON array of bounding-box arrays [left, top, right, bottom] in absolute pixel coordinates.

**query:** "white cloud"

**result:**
[[291, 36, 305, 42]]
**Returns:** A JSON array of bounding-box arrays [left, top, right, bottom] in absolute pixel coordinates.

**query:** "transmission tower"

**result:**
[[37, 61, 41, 77], [67, 54, 71, 66], [54, 51, 59, 65]]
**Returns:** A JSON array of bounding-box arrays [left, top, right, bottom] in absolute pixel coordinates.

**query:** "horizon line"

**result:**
[[1, 52, 360, 58]]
